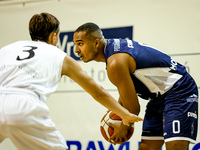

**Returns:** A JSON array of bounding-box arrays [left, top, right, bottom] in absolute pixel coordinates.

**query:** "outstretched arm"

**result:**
[[61, 55, 143, 126]]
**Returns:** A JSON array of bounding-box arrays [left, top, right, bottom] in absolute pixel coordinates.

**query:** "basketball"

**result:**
[[100, 111, 134, 143]]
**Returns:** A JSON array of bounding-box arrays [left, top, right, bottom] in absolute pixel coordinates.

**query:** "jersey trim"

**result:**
[[133, 67, 182, 96], [141, 136, 164, 141], [165, 137, 196, 144]]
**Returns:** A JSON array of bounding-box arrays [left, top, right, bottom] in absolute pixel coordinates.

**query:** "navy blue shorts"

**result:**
[[141, 77, 198, 143]]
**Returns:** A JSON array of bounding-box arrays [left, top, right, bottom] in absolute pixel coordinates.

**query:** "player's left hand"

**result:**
[[107, 121, 130, 145]]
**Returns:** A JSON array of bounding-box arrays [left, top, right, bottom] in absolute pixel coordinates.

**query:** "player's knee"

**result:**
[[139, 142, 155, 150], [165, 140, 189, 150], [139, 142, 150, 150], [139, 140, 163, 150]]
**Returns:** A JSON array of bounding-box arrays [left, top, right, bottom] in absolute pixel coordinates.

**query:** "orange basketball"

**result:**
[[100, 111, 134, 143]]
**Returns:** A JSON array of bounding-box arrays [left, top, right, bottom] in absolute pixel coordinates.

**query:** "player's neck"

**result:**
[[94, 39, 107, 62]]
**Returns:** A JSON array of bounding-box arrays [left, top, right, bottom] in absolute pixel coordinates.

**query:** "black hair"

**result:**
[[75, 22, 101, 35]]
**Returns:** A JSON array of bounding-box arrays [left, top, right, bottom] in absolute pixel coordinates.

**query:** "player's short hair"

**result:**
[[29, 12, 60, 42], [75, 22, 101, 36]]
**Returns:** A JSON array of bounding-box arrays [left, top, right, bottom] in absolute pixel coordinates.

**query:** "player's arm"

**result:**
[[106, 53, 140, 144], [107, 53, 140, 115], [61, 55, 143, 126]]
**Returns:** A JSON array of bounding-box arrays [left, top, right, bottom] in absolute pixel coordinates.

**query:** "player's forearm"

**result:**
[[72, 72, 132, 118], [118, 97, 140, 116], [125, 102, 140, 116], [92, 86, 131, 118], [91, 84, 143, 125]]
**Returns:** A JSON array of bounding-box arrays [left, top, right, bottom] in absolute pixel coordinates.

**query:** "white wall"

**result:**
[[0, 0, 199, 150]]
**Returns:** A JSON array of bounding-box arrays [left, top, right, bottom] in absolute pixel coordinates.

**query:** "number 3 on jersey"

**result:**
[[16, 46, 37, 61]]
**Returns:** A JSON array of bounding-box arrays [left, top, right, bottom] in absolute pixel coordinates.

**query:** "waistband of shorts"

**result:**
[[0, 87, 39, 99]]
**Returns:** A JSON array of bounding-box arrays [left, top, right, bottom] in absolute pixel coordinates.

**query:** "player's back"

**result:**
[[0, 40, 66, 101]]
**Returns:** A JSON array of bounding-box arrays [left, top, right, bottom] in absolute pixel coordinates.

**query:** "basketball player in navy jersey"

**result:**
[[73, 22, 198, 150], [0, 13, 143, 150]]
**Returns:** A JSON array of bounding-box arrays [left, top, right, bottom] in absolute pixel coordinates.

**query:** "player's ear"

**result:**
[[48, 32, 56, 45], [95, 38, 100, 48], [52, 33, 57, 43]]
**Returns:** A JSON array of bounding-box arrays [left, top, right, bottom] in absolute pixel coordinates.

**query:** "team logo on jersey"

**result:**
[[186, 94, 198, 102]]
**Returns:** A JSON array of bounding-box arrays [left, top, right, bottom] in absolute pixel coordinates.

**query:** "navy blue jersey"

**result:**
[[104, 39, 198, 100]]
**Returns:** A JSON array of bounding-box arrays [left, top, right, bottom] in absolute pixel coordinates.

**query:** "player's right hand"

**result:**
[[107, 121, 129, 145]]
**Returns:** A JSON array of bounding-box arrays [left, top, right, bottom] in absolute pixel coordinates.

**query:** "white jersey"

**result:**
[[0, 40, 66, 102]]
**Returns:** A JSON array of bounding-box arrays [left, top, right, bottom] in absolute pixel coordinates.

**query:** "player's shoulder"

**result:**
[[107, 38, 135, 49], [105, 39, 133, 60], [2, 40, 36, 48], [107, 38, 127, 45], [16, 40, 62, 52], [12, 40, 33, 45]]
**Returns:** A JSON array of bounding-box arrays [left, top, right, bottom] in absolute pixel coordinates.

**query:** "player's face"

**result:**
[[73, 31, 98, 62]]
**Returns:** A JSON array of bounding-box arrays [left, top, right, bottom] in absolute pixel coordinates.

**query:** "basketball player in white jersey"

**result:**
[[0, 13, 143, 150]]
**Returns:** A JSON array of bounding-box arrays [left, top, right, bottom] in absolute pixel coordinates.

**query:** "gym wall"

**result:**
[[0, 0, 199, 150]]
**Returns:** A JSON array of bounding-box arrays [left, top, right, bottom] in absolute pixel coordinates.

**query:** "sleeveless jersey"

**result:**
[[104, 39, 198, 100], [0, 40, 66, 102]]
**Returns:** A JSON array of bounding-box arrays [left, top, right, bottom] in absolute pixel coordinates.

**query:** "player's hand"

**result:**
[[107, 121, 130, 145], [122, 113, 143, 126]]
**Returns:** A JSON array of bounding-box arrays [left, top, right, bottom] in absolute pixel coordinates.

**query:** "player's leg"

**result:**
[[0, 128, 6, 144], [7, 124, 68, 150], [139, 139, 164, 150], [163, 92, 198, 150], [165, 140, 189, 150], [139, 100, 165, 150], [0, 94, 8, 144], [2, 94, 68, 150]]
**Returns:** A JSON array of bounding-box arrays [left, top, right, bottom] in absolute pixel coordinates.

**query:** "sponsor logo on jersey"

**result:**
[[114, 39, 120, 51], [187, 112, 197, 119], [170, 58, 178, 71], [127, 39, 134, 48]]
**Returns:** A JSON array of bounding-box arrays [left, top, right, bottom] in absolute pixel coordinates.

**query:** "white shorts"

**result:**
[[0, 92, 68, 150]]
